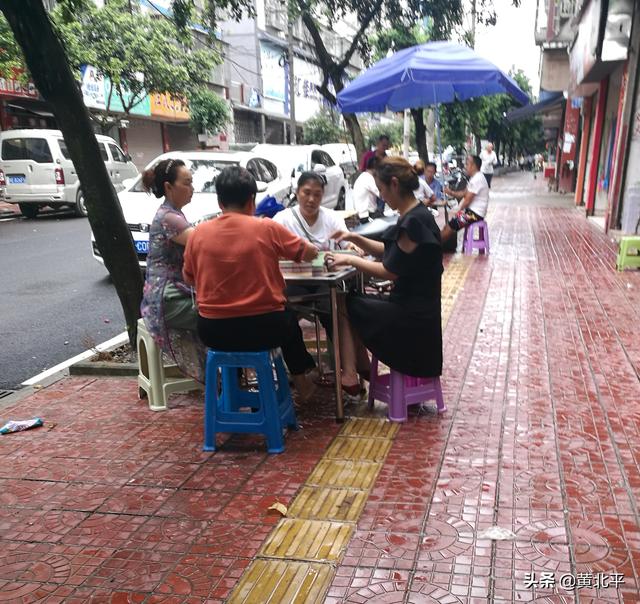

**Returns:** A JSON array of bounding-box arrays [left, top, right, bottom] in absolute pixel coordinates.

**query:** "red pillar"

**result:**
[[575, 96, 592, 205], [161, 123, 170, 153], [558, 101, 580, 193], [585, 78, 609, 215]]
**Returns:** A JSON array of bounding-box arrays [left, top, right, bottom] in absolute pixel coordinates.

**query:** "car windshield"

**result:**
[[131, 159, 237, 193]]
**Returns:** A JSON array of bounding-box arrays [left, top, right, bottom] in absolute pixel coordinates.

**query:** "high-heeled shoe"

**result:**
[[342, 381, 365, 396]]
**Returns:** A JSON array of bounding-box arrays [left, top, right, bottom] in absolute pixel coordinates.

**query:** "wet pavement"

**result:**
[[1, 171, 640, 602]]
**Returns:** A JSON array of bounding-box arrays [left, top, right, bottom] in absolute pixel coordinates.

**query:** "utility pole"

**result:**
[[287, 22, 297, 144], [402, 109, 411, 158]]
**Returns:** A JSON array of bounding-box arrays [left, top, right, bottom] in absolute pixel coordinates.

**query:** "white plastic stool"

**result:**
[[137, 318, 201, 411]]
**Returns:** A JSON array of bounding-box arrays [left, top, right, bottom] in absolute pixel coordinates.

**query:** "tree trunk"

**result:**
[[342, 113, 366, 161], [411, 108, 428, 162], [1, 0, 144, 346]]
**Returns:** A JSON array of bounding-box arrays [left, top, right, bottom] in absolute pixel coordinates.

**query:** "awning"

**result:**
[[6, 101, 54, 118], [504, 92, 564, 123]]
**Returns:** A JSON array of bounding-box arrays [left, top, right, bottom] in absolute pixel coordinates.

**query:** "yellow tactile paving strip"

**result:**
[[228, 259, 472, 603], [227, 418, 398, 603], [442, 255, 474, 326], [307, 459, 381, 490]]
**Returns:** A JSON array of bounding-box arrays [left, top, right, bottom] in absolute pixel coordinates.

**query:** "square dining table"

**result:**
[[279, 261, 360, 422]]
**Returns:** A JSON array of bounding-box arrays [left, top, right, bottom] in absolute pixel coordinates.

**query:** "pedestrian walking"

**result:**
[[480, 143, 498, 188]]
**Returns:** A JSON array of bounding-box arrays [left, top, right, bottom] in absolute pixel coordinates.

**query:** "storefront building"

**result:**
[[568, 0, 636, 231]]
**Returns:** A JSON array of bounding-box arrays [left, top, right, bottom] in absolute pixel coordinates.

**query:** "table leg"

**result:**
[[330, 285, 344, 422]]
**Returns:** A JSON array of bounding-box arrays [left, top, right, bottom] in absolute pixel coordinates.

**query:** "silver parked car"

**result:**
[[0, 129, 138, 218]]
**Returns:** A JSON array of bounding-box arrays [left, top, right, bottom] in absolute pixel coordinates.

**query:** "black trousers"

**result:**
[[484, 173, 493, 188], [197, 310, 315, 376]]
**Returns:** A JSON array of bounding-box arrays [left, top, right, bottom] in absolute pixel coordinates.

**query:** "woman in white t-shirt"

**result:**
[[273, 172, 365, 395], [274, 172, 348, 250], [441, 154, 489, 242]]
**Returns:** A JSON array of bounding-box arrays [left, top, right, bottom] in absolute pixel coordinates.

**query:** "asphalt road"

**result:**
[[0, 210, 124, 390]]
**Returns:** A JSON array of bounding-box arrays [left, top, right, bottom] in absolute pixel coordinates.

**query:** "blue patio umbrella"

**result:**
[[337, 41, 529, 175]]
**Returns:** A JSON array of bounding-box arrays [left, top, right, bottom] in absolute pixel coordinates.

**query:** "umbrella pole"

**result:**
[[435, 103, 445, 189]]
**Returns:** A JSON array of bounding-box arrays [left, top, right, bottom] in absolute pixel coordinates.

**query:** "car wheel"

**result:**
[[336, 188, 346, 211], [75, 189, 88, 217], [18, 203, 39, 219]]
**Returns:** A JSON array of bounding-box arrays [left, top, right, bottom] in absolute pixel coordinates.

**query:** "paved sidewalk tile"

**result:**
[[2, 172, 640, 601]]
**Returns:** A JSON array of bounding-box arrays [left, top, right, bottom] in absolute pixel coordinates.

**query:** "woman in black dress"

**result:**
[[325, 156, 443, 380]]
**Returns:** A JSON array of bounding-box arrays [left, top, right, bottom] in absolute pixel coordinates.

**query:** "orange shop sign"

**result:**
[[150, 92, 189, 120]]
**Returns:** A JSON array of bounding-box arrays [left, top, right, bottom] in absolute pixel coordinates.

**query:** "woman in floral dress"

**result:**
[[140, 158, 206, 381]]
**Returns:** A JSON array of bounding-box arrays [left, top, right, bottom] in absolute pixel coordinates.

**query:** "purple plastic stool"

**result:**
[[463, 220, 490, 254], [367, 357, 446, 422]]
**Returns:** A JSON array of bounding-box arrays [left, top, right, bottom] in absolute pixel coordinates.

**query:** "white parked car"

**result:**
[[91, 150, 291, 267], [322, 143, 358, 185], [0, 129, 138, 218], [252, 144, 347, 210]]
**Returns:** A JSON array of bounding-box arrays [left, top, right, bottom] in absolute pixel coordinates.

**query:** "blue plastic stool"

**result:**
[[203, 349, 298, 454]]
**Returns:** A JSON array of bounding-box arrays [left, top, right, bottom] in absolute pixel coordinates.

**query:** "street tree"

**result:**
[[370, 23, 433, 162], [0, 0, 249, 346], [0, 0, 143, 345], [53, 0, 219, 133], [188, 88, 231, 138], [290, 0, 464, 161], [303, 109, 343, 144]]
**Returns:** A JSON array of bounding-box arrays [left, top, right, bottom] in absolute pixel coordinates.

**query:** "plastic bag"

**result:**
[[0, 418, 44, 435]]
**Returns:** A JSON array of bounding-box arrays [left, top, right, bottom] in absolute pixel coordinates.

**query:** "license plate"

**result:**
[[134, 240, 149, 254], [8, 175, 25, 184]]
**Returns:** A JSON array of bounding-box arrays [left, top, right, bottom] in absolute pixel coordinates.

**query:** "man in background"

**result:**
[[480, 142, 498, 188], [359, 134, 390, 172], [424, 161, 443, 201]]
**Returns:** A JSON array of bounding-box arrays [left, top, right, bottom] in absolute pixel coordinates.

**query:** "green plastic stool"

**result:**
[[616, 237, 640, 271], [137, 318, 201, 411]]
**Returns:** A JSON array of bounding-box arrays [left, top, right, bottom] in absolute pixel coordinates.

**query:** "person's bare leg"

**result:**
[[441, 224, 455, 242], [336, 295, 359, 387]]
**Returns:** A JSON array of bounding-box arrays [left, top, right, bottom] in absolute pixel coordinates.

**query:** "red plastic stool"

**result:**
[[367, 356, 446, 422]]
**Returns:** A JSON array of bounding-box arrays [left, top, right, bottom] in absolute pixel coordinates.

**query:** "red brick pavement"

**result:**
[[1, 171, 640, 602]]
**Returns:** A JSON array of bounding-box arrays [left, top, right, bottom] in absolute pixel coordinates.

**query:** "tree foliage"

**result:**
[[439, 70, 544, 158], [187, 88, 230, 135], [302, 110, 343, 144], [364, 119, 412, 149], [53, 0, 219, 129], [0, 11, 24, 78]]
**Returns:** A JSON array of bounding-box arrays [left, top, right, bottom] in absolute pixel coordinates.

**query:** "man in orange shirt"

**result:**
[[183, 166, 319, 398]]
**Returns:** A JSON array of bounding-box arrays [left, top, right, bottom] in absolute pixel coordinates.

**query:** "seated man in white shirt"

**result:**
[[441, 155, 489, 242], [353, 156, 384, 222]]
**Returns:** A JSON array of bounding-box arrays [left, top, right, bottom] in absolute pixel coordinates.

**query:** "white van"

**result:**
[[0, 129, 138, 218]]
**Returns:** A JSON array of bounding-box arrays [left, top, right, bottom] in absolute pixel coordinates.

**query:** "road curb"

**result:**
[[69, 360, 137, 377], [20, 331, 129, 387]]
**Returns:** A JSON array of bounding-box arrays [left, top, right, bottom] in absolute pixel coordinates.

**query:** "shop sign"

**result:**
[[601, 0, 633, 62], [292, 57, 330, 122], [569, 0, 601, 92], [260, 41, 286, 103], [81, 65, 106, 110], [104, 78, 151, 117], [150, 92, 189, 120], [0, 74, 38, 99]]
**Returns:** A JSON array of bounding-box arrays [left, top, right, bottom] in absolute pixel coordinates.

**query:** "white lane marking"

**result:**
[[21, 331, 129, 386]]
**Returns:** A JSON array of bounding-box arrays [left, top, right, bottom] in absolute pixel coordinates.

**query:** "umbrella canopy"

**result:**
[[337, 41, 529, 113]]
